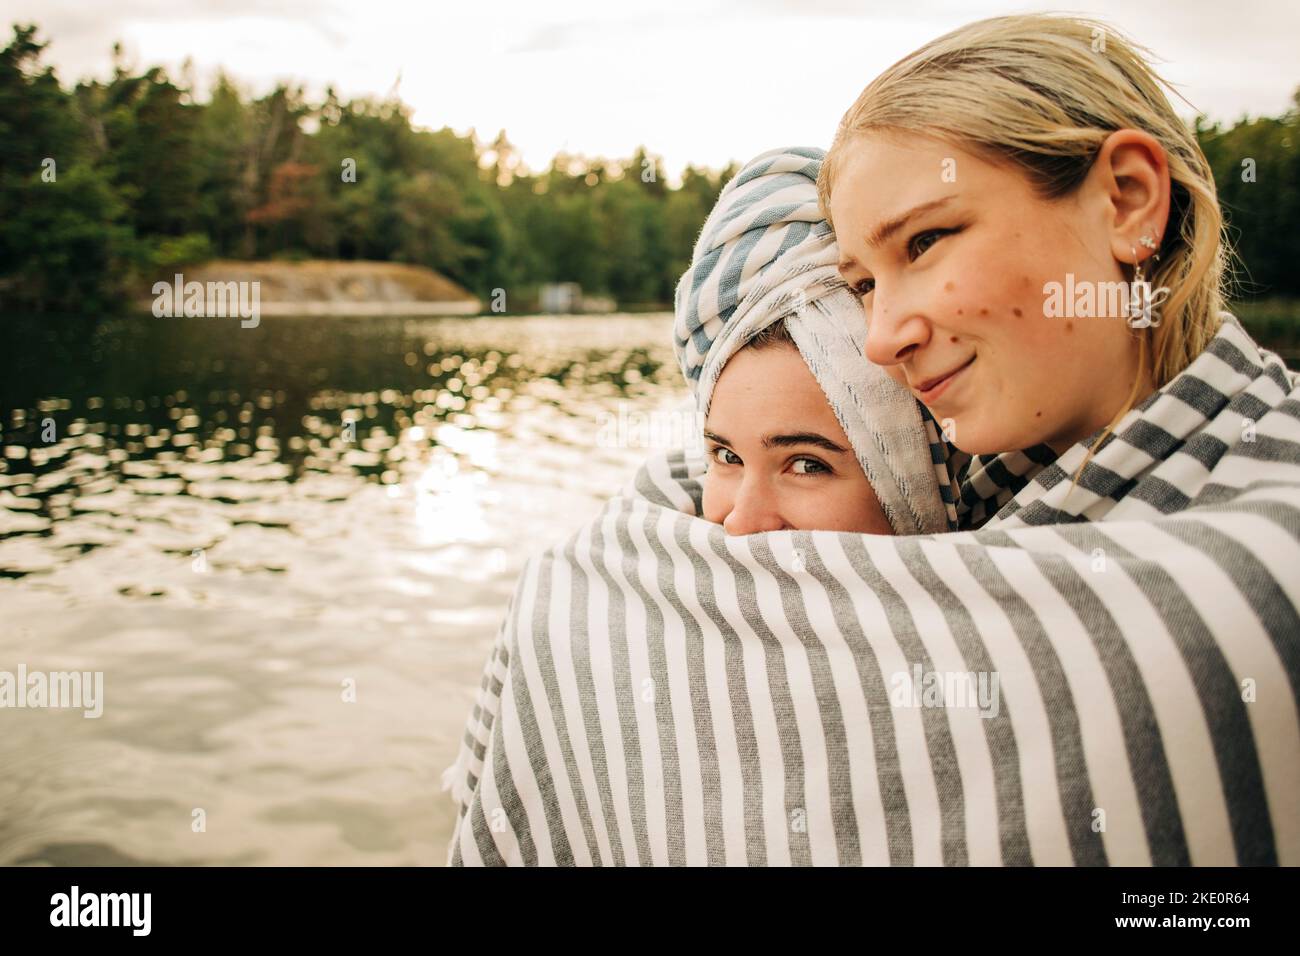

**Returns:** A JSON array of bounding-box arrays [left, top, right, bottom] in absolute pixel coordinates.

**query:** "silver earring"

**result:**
[[1131, 245, 1145, 285], [1133, 233, 1161, 282]]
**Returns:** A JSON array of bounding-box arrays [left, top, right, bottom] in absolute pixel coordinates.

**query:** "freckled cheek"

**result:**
[[989, 270, 1040, 313], [957, 272, 1045, 339], [940, 263, 991, 328]]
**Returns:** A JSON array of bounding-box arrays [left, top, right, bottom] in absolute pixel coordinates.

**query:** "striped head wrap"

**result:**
[[672, 146, 955, 535]]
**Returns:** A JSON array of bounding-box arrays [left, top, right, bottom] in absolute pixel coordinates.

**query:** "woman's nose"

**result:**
[[863, 290, 931, 368], [722, 477, 787, 536]]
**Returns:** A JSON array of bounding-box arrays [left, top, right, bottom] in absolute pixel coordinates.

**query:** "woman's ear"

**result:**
[[1094, 128, 1172, 268]]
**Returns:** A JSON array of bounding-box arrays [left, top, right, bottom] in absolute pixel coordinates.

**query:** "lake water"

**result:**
[[0, 312, 686, 866]]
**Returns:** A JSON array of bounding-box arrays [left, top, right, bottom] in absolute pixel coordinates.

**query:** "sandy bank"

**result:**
[[145, 260, 481, 316]]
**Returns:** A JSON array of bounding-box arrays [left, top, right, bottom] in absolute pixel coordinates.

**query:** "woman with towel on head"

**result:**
[[675, 146, 955, 538]]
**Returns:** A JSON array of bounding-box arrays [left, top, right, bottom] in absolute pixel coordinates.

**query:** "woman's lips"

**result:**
[[914, 356, 975, 403]]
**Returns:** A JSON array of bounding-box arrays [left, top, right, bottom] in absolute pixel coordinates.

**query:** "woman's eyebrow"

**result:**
[[763, 432, 849, 453], [705, 429, 849, 454], [838, 195, 958, 273]]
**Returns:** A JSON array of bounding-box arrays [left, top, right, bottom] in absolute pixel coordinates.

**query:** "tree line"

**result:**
[[1, 24, 1296, 314]]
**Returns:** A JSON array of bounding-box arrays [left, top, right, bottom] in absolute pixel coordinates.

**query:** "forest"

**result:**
[[2, 23, 1297, 315]]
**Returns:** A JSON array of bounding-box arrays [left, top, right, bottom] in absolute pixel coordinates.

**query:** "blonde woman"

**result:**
[[446, 17, 1300, 867], [818, 13, 1276, 528]]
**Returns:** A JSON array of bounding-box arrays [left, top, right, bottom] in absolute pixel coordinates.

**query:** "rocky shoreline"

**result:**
[[140, 259, 481, 316]]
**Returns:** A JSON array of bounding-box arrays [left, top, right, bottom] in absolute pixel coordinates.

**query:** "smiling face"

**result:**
[[830, 130, 1157, 456], [701, 340, 891, 536]]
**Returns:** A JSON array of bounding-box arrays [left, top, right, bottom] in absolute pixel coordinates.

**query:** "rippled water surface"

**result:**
[[0, 312, 684, 865]]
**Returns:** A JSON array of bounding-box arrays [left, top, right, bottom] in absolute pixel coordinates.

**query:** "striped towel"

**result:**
[[442, 314, 1300, 866]]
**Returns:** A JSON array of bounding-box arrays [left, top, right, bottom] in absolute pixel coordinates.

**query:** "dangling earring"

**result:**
[[1128, 235, 1166, 330], [1134, 234, 1160, 283]]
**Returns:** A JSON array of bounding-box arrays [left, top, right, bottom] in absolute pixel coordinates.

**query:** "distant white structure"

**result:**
[[541, 282, 581, 313], [540, 282, 615, 314]]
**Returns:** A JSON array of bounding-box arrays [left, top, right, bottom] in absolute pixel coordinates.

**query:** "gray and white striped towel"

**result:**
[[442, 315, 1300, 865]]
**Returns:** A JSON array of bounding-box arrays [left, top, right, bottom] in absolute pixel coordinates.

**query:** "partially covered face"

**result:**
[[701, 341, 892, 536], [830, 130, 1149, 456]]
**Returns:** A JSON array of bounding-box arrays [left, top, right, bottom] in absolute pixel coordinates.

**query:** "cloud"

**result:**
[[4, 0, 1296, 178]]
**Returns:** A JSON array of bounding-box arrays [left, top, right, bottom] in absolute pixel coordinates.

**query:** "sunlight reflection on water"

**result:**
[[0, 312, 686, 865]]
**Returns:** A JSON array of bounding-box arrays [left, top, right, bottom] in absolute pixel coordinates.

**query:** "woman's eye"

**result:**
[[908, 228, 952, 261], [791, 457, 829, 475], [710, 446, 740, 466], [852, 277, 875, 297]]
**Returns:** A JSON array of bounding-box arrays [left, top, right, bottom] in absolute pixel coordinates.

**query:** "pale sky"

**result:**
[[5, 0, 1297, 180]]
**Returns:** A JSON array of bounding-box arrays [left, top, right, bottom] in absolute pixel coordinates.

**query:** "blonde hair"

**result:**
[[818, 14, 1231, 476]]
